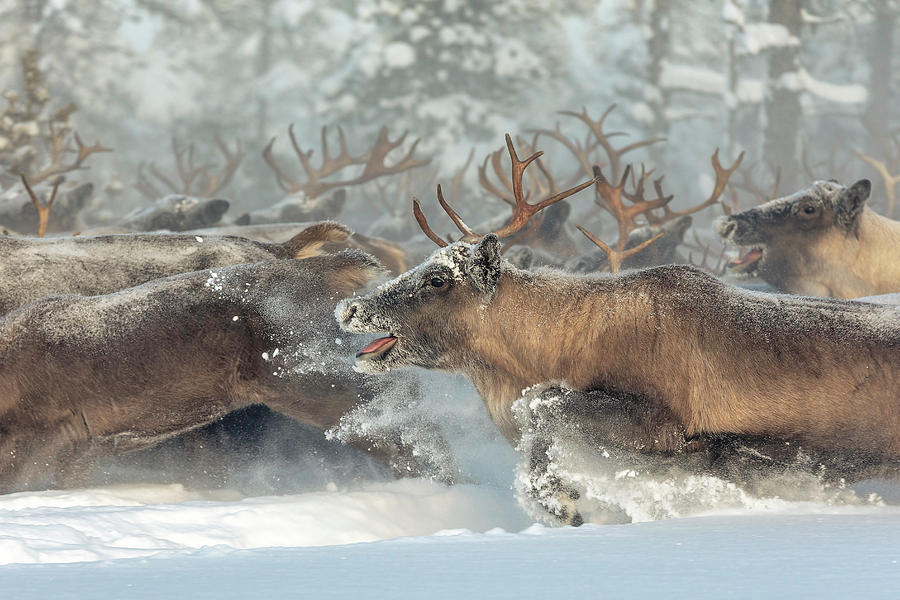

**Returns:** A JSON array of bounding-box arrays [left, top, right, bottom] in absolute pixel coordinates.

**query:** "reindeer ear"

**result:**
[[282, 221, 352, 259], [469, 234, 501, 296], [203, 198, 230, 222], [835, 179, 871, 233]]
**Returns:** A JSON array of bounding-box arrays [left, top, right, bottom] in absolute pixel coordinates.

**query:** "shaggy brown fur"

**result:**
[[190, 223, 410, 275], [0, 221, 350, 315], [0, 251, 385, 492], [339, 236, 900, 463]]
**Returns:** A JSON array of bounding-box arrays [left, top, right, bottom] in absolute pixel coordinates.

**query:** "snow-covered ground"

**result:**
[[1, 373, 898, 598]]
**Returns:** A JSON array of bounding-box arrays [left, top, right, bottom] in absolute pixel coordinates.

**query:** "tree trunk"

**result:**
[[646, 0, 671, 167], [763, 0, 803, 189], [863, 1, 896, 154]]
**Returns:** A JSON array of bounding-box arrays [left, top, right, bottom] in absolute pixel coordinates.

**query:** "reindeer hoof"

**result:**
[[570, 513, 584, 527]]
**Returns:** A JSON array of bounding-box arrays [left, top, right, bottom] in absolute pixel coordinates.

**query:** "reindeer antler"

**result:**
[[414, 134, 597, 250], [645, 149, 744, 225], [20, 174, 61, 237], [263, 124, 430, 198], [138, 135, 244, 199], [559, 105, 665, 181], [26, 132, 111, 186], [575, 224, 663, 274], [530, 122, 601, 180]]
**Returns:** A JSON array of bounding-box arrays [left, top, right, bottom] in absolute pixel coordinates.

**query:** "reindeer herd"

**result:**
[[1, 106, 899, 525]]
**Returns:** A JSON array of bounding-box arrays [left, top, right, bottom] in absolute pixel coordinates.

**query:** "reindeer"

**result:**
[[0, 250, 426, 492], [189, 222, 411, 275], [117, 194, 231, 232], [715, 178, 900, 298], [136, 135, 244, 202], [337, 156, 900, 524], [0, 221, 351, 315], [0, 178, 94, 235], [247, 125, 430, 225], [567, 215, 692, 273]]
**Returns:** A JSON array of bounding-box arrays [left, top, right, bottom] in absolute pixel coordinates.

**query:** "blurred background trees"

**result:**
[[0, 0, 896, 220]]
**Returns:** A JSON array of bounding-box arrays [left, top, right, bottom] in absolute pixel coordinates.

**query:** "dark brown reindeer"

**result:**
[[716, 178, 900, 298], [0, 221, 351, 315], [338, 189, 900, 523], [0, 250, 420, 492]]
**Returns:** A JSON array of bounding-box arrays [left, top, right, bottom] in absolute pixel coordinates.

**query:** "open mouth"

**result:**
[[355, 335, 398, 361], [727, 247, 763, 273]]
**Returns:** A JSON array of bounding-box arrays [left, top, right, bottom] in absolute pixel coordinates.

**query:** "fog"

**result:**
[[1, 0, 896, 242]]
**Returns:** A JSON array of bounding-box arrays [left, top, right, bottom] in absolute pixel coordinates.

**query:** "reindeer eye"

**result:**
[[429, 277, 445, 288], [803, 205, 816, 215]]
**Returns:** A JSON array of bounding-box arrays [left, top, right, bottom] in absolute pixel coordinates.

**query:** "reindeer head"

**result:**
[[714, 179, 871, 286], [337, 235, 502, 374], [122, 194, 230, 232]]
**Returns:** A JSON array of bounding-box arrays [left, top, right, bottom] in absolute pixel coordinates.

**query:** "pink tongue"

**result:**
[[729, 248, 763, 267], [358, 336, 397, 356]]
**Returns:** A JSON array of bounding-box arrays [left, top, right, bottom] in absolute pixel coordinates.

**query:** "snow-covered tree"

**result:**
[[323, 0, 573, 165]]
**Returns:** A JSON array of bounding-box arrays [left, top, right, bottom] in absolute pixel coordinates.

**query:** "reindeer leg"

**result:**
[[517, 384, 699, 526], [516, 385, 597, 526], [345, 427, 460, 485]]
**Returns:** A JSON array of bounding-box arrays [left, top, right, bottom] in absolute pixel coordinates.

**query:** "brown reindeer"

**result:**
[[0, 250, 415, 492], [0, 221, 351, 315], [188, 222, 411, 275], [337, 231, 900, 523], [716, 178, 900, 298]]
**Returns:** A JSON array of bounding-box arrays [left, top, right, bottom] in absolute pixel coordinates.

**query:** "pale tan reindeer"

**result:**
[[716, 179, 900, 298]]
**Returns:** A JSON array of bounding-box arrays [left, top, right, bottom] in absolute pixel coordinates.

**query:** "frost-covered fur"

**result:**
[[512, 383, 891, 525], [0, 251, 387, 492], [0, 222, 350, 315], [0, 181, 93, 234], [339, 235, 900, 480], [118, 194, 230, 231], [716, 179, 900, 298]]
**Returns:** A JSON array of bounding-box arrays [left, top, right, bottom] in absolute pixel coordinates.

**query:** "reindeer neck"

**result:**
[[463, 267, 671, 438], [855, 209, 900, 295]]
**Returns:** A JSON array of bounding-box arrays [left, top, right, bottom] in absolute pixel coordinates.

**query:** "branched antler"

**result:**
[[263, 124, 430, 198], [26, 132, 111, 186], [575, 224, 663, 274], [559, 105, 665, 181], [138, 135, 244, 199], [530, 122, 601, 179], [414, 134, 597, 250], [592, 164, 671, 250], [20, 174, 61, 237], [645, 149, 744, 224]]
